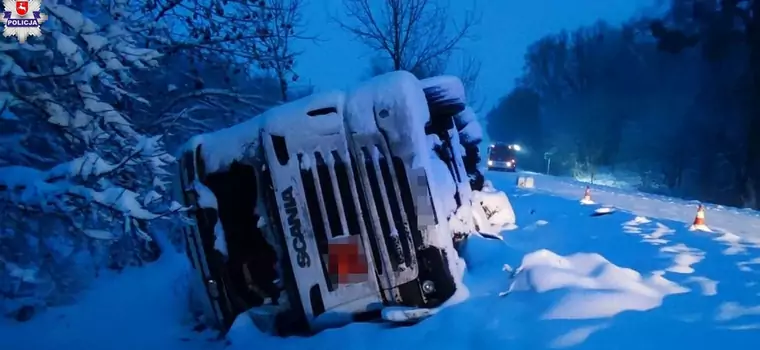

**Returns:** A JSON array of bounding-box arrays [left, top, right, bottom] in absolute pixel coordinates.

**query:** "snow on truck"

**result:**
[[175, 71, 487, 336]]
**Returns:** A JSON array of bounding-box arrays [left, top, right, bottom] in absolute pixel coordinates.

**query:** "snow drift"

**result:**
[[507, 249, 689, 319], [451, 180, 516, 238]]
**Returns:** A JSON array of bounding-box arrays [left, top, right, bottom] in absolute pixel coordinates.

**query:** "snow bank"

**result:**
[[458, 234, 522, 274], [13, 169, 760, 349], [466, 181, 516, 236], [1, 253, 222, 349], [227, 312, 276, 348], [573, 166, 657, 192], [448, 180, 517, 241], [508, 249, 689, 319]]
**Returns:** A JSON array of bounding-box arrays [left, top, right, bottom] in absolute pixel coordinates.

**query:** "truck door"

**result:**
[[176, 146, 238, 330]]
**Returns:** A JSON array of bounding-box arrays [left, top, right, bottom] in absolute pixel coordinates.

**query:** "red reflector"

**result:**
[[327, 235, 368, 285]]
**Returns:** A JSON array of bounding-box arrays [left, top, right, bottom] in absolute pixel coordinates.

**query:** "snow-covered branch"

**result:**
[[0, 3, 182, 243], [0, 137, 185, 228]]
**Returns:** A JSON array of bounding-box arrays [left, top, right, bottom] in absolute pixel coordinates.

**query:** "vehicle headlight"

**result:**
[[422, 280, 436, 294], [488, 160, 493, 166], [506, 161, 512, 167]]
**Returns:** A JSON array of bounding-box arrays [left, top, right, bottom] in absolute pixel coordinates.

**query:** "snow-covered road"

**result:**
[[3, 172, 760, 350], [502, 171, 760, 246]]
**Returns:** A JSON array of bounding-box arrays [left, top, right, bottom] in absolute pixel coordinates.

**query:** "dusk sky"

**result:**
[[295, 0, 660, 110]]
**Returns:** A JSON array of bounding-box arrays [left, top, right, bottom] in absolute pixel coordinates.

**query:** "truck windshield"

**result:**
[[489, 146, 515, 161]]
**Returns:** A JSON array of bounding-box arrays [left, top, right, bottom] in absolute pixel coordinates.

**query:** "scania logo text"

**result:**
[[282, 186, 311, 268]]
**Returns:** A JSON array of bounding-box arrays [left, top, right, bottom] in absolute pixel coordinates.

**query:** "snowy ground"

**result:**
[[3, 171, 760, 350], [528, 171, 760, 246]]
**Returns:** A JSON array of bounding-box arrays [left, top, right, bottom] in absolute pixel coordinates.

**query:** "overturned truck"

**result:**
[[175, 71, 483, 336]]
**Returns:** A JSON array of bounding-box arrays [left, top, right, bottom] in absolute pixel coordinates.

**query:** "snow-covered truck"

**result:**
[[175, 71, 479, 335]]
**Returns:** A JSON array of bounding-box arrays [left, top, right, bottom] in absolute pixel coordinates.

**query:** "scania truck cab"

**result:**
[[175, 71, 476, 335]]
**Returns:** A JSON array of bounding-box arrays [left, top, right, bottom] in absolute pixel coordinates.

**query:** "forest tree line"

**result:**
[[487, 0, 760, 209]]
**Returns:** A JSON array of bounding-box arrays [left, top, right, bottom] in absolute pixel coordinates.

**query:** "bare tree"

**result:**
[[258, 0, 310, 101], [335, 0, 480, 77], [457, 54, 483, 110], [116, 0, 310, 105]]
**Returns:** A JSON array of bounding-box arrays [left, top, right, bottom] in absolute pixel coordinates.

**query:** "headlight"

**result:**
[[422, 280, 436, 294], [506, 161, 512, 167], [488, 160, 493, 166]]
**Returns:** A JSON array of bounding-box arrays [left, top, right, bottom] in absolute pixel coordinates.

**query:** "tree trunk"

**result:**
[[741, 1, 760, 209], [278, 72, 288, 102]]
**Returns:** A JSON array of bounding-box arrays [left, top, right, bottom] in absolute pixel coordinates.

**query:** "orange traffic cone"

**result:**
[[692, 205, 705, 226], [582, 186, 592, 201], [580, 186, 594, 204], [689, 204, 711, 231]]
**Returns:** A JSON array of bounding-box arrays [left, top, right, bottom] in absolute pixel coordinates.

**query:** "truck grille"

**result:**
[[298, 143, 420, 285]]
